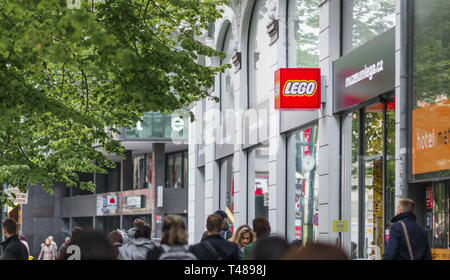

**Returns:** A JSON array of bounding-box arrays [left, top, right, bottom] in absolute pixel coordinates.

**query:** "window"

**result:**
[[412, 0, 450, 180], [220, 23, 235, 115], [247, 144, 269, 222], [133, 154, 152, 189], [165, 151, 188, 189], [288, 0, 320, 68], [286, 125, 319, 243], [248, 0, 272, 108], [342, 0, 395, 54], [219, 156, 234, 231]]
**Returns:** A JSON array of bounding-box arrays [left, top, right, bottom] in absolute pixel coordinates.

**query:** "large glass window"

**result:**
[[220, 24, 235, 115], [165, 151, 188, 189], [343, 0, 395, 53], [133, 154, 152, 189], [248, 0, 272, 108], [247, 144, 269, 222], [412, 0, 450, 180], [342, 99, 395, 260], [219, 156, 234, 232], [288, 0, 320, 68], [286, 125, 319, 243]]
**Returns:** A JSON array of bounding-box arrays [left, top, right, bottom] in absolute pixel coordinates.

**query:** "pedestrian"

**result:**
[[59, 237, 71, 256], [120, 224, 156, 260], [38, 238, 57, 260], [147, 215, 197, 260], [228, 225, 255, 258], [124, 218, 145, 244], [242, 217, 271, 260], [383, 199, 432, 260], [249, 235, 289, 260], [1, 218, 29, 260], [200, 210, 232, 242], [283, 242, 349, 260], [191, 214, 240, 260], [108, 230, 125, 260], [47, 235, 58, 253], [71, 230, 116, 260], [19, 234, 30, 256], [58, 226, 83, 260]]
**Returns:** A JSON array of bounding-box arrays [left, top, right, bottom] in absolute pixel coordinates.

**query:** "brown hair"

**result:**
[[2, 218, 17, 235], [284, 242, 349, 260], [161, 215, 188, 245], [252, 217, 271, 238], [206, 214, 223, 233], [399, 198, 415, 213], [133, 218, 145, 228], [108, 230, 124, 244]]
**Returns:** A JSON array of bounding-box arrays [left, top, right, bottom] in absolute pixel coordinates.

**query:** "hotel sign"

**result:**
[[333, 28, 395, 113], [412, 99, 450, 175], [275, 68, 321, 110]]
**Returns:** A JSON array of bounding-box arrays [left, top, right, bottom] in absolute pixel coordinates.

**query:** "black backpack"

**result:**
[[157, 244, 198, 260]]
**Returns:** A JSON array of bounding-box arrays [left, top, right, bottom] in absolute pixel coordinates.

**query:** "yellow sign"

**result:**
[[333, 220, 348, 232], [431, 249, 450, 260]]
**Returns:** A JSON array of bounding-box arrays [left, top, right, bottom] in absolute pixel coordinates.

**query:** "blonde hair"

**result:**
[[229, 225, 255, 248], [399, 198, 415, 213], [161, 215, 188, 246]]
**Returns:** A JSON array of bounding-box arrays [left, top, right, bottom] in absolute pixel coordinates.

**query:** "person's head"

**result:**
[[71, 230, 116, 260], [48, 236, 54, 242], [214, 210, 228, 229], [133, 218, 145, 228], [250, 236, 289, 260], [396, 199, 415, 215], [71, 226, 83, 242], [235, 226, 255, 248], [161, 215, 188, 246], [284, 242, 349, 260], [134, 224, 151, 239], [45, 238, 51, 246], [206, 214, 223, 235], [252, 217, 271, 239], [2, 218, 17, 238], [107, 230, 124, 245], [65, 237, 71, 244]]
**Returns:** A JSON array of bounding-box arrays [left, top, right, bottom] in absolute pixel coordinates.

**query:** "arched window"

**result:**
[[248, 0, 271, 108], [220, 23, 234, 115]]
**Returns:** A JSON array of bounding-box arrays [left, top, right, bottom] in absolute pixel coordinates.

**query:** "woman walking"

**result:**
[[228, 225, 255, 259], [38, 238, 57, 260]]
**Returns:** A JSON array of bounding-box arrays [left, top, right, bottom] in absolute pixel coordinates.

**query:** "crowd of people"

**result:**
[[1, 199, 431, 260]]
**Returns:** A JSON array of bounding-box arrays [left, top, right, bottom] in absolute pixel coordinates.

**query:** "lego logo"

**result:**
[[283, 80, 317, 97]]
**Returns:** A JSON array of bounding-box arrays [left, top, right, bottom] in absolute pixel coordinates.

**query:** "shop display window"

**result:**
[[247, 144, 269, 222], [219, 156, 234, 231]]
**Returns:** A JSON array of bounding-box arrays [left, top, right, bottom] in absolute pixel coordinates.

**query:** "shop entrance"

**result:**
[[341, 95, 395, 260]]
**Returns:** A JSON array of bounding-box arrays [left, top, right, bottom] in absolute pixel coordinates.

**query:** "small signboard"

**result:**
[[425, 187, 433, 209], [275, 68, 321, 110], [126, 195, 142, 209], [7, 187, 28, 205], [313, 212, 319, 226], [333, 220, 348, 232]]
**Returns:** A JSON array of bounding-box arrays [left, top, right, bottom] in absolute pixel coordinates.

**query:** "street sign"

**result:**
[[333, 220, 348, 232], [313, 212, 319, 226], [7, 187, 28, 205]]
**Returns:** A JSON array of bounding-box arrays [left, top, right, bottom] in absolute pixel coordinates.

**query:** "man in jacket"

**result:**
[[200, 210, 232, 242], [192, 214, 240, 260], [120, 224, 155, 260], [1, 218, 29, 260], [383, 199, 432, 260]]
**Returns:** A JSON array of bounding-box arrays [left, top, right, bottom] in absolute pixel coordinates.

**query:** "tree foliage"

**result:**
[[0, 0, 229, 205]]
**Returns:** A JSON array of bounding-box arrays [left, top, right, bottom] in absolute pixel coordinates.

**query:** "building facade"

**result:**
[[188, 0, 449, 260], [17, 112, 189, 258]]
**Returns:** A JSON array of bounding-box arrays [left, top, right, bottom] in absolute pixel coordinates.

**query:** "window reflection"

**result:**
[[248, 144, 269, 221]]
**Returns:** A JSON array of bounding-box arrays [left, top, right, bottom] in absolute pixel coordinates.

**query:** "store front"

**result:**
[[335, 25, 396, 259]]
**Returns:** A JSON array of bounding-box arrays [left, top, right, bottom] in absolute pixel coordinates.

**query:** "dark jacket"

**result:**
[[192, 234, 240, 260], [1, 235, 29, 260], [383, 212, 432, 260]]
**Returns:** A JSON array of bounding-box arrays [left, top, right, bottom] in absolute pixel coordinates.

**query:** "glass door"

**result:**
[[342, 96, 395, 260]]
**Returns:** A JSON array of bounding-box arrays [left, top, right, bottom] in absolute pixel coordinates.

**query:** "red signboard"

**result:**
[[275, 68, 321, 109], [425, 187, 433, 209]]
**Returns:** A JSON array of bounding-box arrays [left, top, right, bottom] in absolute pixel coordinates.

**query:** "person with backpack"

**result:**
[[191, 214, 240, 260], [383, 199, 432, 260], [146, 215, 197, 260]]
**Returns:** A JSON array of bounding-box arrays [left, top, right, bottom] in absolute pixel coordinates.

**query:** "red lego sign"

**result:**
[[275, 68, 321, 109]]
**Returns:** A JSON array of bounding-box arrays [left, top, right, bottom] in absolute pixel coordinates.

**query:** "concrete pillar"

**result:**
[[152, 143, 165, 238]]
